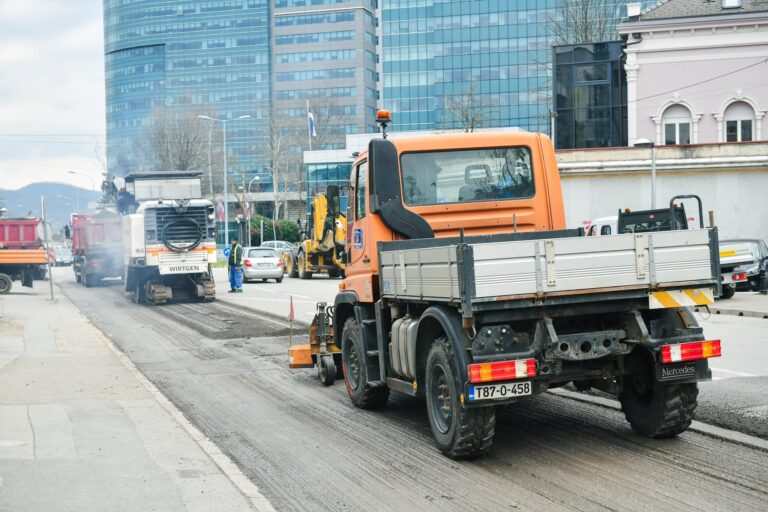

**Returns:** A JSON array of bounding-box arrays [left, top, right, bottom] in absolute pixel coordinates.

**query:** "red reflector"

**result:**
[[468, 359, 537, 383], [731, 273, 746, 281], [661, 340, 721, 364]]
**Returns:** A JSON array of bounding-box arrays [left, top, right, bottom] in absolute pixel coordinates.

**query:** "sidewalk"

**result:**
[[702, 292, 768, 319], [0, 285, 260, 512]]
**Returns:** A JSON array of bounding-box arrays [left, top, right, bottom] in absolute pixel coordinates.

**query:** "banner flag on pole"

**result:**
[[306, 100, 317, 138], [289, 295, 295, 321]]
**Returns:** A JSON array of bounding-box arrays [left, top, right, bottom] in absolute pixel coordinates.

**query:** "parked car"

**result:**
[[243, 247, 283, 283], [260, 240, 295, 252], [723, 238, 768, 291]]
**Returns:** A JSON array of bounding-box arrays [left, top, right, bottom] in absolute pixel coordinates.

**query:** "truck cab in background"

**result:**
[[118, 172, 217, 304]]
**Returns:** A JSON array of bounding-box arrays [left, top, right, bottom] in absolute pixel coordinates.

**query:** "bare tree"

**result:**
[[548, 0, 620, 45], [441, 82, 492, 132], [258, 111, 304, 221], [146, 107, 214, 173]]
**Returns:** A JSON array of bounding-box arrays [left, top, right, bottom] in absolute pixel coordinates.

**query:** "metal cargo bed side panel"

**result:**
[[380, 246, 460, 301], [472, 230, 714, 299]]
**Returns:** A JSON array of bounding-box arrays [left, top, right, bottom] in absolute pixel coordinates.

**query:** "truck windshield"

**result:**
[[129, 178, 202, 201], [400, 147, 534, 206]]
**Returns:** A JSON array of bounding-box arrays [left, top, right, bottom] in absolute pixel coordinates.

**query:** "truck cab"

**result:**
[[344, 132, 565, 303]]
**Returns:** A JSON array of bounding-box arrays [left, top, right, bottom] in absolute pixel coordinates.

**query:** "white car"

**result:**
[[242, 247, 283, 283], [586, 215, 617, 236]]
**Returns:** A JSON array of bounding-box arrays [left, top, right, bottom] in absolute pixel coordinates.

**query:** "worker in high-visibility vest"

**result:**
[[228, 237, 244, 293]]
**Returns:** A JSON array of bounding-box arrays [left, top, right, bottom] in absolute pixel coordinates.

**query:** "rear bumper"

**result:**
[[243, 267, 282, 279]]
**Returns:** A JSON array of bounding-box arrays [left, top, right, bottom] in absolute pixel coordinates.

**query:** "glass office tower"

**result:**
[[104, 0, 271, 177], [380, 0, 639, 135]]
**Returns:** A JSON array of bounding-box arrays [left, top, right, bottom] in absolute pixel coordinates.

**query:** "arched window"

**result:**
[[724, 101, 754, 142], [662, 105, 692, 145]]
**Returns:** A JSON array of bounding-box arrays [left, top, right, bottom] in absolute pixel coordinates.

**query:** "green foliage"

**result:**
[[250, 215, 275, 244], [249, 216, 301, 244], [276, 219, 300, 243]]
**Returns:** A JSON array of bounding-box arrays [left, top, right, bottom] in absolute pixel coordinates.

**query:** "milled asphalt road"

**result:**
[[57, 270, 768, 512]]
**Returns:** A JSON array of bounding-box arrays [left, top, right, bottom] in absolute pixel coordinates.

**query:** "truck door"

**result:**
[[348, 160, 369, 273]]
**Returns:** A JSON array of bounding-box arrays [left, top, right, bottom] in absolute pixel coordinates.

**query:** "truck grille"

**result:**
[[146, 206, 208, 252]]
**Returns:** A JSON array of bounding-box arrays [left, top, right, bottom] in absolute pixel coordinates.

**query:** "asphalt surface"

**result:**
[[56, 271, 768, 512]]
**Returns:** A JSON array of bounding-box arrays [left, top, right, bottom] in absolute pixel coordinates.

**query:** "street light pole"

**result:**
[[197, 114, 251, 247]]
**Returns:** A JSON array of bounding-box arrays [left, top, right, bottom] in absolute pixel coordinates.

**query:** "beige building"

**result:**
[[619, 0, 768, 145]]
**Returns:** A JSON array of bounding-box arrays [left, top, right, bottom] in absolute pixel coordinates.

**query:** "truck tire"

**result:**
[[619, 351, 698, 438], [83, 274, 93, 288], [0, 273, 12, 295], [720, 284, 736, 299], [298, 251, 313, 280], [342, 318, 388, 409], [425, 337, 495, 459]]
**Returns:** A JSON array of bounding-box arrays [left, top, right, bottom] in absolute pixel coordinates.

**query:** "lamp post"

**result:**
[[67, 171, 96, 192], [197, 114, 251, 247], [633, 139, 656, 209]]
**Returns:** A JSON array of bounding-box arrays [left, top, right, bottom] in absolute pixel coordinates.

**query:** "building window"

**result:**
[[662, 105, 692, 145], [724, 101, 754, 142]]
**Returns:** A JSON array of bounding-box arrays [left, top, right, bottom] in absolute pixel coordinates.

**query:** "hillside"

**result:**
[[0, 182, 102, 230]]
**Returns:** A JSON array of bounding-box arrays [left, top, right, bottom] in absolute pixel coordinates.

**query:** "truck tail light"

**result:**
[[468, 358, 537, 384], [244, 259, 252, 267], [660, 340, 721, 364], [732, 272, 747, 281]]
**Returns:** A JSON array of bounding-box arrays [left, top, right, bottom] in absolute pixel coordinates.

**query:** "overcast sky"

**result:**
[[0, 0, 105, 191]]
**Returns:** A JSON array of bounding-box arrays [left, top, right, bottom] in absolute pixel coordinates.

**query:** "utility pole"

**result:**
[[40, 196, 54, 300]]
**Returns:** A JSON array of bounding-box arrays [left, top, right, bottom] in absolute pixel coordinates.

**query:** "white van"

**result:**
[[586, 215, 617, 236]]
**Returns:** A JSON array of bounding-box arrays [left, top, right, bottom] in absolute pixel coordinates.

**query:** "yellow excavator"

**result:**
[[287, 185, 346, 279]]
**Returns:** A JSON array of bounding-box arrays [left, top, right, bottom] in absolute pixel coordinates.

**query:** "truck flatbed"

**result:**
[[379, 228, 719, 312]]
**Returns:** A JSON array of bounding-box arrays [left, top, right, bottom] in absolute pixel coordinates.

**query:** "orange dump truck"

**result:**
[[0, 218, 48, 294], [292, 121, 722, 459]]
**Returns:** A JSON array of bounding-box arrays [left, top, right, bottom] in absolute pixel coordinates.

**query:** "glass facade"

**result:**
[[104, 0, 271, 176], [380, 0, 638, 135], [306, 162, 350, 212], [553, 41, 627, 149]]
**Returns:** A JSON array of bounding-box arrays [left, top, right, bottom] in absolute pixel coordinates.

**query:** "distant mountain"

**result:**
[[0, 182, 102, 231]]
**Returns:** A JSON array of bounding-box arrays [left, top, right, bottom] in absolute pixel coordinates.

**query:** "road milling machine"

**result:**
[[116, 171, 217, 304]]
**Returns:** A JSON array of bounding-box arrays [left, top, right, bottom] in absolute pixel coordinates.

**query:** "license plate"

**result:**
[[257, 263, 273, 268], [469, 381, 532, 401]]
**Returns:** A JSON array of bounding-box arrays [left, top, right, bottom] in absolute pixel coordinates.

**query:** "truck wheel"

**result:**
[[298, 251, 313, 280], [619, 351, 698, 438], [0, 273, 12, 295], [83, 274, 93, 288], [318, 355, 336, 386], [426, 337, 495, 459], [287, 255, 299, 278], [342, 318, 388, 409], [720, 284, 736, 299]]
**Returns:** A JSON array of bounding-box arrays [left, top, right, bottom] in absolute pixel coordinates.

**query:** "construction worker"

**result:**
[[228, 237, 244, 293]]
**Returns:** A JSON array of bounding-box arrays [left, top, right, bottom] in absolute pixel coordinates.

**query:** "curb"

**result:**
[[549, 388, 768, 452], [696, 305, 768, 319]]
